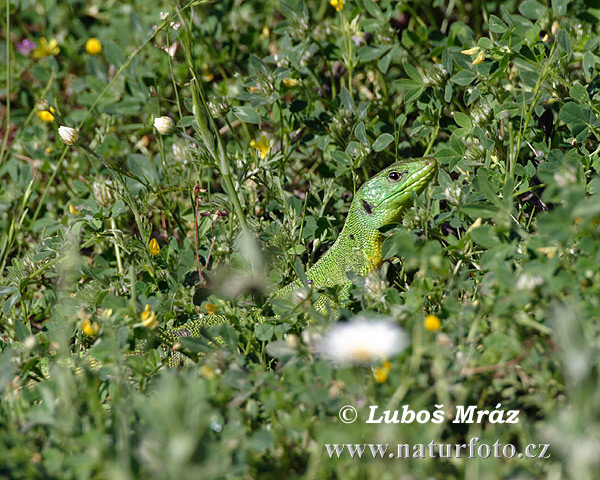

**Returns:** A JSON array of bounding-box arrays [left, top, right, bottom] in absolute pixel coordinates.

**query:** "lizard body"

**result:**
[[163, 157, 437, 359]]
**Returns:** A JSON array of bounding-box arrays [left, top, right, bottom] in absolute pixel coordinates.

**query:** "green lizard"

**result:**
[[162, 157, 437, 360]]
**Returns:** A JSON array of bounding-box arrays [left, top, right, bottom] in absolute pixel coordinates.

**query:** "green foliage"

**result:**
[[1, 0, 600, 478]]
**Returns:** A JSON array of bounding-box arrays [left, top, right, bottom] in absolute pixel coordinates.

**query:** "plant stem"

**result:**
[[110, 218, 123, 275], [0, 1, 11, 167]]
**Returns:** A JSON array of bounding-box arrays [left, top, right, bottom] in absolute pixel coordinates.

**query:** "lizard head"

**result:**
[[354, 157, 438, 229]]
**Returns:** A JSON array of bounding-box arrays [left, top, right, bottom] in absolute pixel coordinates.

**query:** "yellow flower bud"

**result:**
[[250, 135, 271, 160], [330, 0, 345, 12], [149, 238, 161, 255], [461, 46, 480, 56], [69, 204, 80, 215], [472, 50, 485, 65], [85, 38, 102, 55], [424, 314, 442, 332], [205, 303, 219, 314], [200, 365, 216, 379], [82, 318, 99, 336], [282, 77, 300, 87], [38, 110, 55, 123], [373, 366, 389, 383]]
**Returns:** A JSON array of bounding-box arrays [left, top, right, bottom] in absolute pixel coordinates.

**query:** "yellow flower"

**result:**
[[472, 50, 485, 65], [461, 46, 480, 56], [82, 317, 99, 336], [250, 135, 271, 160], [373, 360, 391, 383], [85, 38, 102, 55], [536, 246, 557, 259], [424, 314, 442, 332], [202, 63, 214, 82], [200, 365, 216, 379], [69, 204, 80, 215], [37, 110, 55, 123], [149, 238, 161, 255], [205, 303, 219, 314], [282, 77, 300, 87], [330, 0, 346, 12], [141, 304, 159, 329], [32, 38, 60, 59], [261, 26, 270, 38]]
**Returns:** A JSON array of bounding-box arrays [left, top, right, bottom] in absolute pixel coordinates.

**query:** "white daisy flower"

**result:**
[[318, 317, 408, 365]]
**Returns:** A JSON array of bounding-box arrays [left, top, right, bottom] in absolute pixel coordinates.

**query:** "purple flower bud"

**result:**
[[16, 39, 35, 55]]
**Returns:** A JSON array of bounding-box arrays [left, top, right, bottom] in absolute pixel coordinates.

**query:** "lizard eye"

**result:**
[[388, 171, 401, 181]]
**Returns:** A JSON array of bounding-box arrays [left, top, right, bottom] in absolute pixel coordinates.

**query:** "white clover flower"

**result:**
[[444, 184, 463, 205], [154, 116, 175, 135], [554, 168, 577, 187], [318, 317, 408, 365], [516, 273, 544, 291], [58, 126, 79, 145]]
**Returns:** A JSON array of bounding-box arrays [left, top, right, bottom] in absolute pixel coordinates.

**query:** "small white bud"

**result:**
[[58, 126, 79, 145], [154, 116, 175, 135]]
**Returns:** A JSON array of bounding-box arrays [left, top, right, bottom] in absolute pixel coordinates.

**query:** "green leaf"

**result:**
[[460, 203, 498, 218], [488, 15, 508, 34], [372, 133, 394, 152], [478, 37, 494, 49], [382, 231, 416, 259], [518, 1, 547, 20], [404, 63, 422, 83], [357, 45, 390, 62], [442, 48, 453, 76], [103, 41, 126, 67], [0, 286, 17, 297], [103, 99, 143, 115], [363, 0, 383, 18], [233, 106, 261, 124], [339, 87, 355, 113], [552, 0, 568, 15], [355, 122, 368, 144], [2, 292, 19, 314], [378, 50, 393, 74], [444, 83, 452, 102], [556, 29, 571, 55], [570, 84, 589, 103], [450, 70, 475, 86], [177, 116, 195, 127], [583, 51, 595, 78], [331, 150, 351, 164], [469, 224, 500, 248], [255, 323, 275, 342], [474, 169, 502, 207], [14, 321, 30, 342], [434, 148, 461, 165], [454, 112, 473, 129], [559, 102, 584, 125]]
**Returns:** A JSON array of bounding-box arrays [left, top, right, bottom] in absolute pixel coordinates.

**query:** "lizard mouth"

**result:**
[[374, 158, 438, 209]]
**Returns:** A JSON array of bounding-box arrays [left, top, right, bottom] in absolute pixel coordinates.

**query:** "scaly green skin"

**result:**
[[162, 158, 438, 360]]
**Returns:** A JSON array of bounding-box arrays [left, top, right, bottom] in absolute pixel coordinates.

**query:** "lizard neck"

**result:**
[[304, 200, 384, 287]]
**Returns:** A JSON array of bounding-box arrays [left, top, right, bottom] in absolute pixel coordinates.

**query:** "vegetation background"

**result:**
[[1, 0, 599, 478]]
